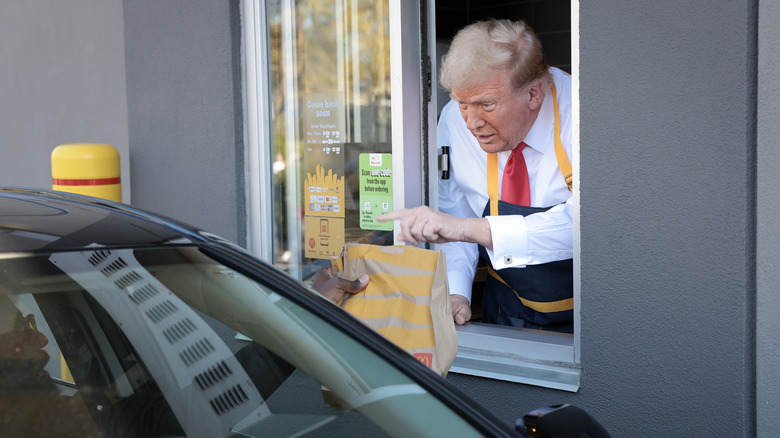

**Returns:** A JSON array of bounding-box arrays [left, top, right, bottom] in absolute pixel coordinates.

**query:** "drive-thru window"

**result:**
[[243, 0, 579, 391]]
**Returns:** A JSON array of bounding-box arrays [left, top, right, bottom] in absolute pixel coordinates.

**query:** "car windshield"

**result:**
[[0, 246, 480, 437]]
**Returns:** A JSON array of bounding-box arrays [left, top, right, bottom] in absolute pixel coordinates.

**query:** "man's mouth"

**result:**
[[474, 133, 495, 143]]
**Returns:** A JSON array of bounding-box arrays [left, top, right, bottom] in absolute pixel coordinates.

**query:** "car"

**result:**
[[0, 187, 608, 437]]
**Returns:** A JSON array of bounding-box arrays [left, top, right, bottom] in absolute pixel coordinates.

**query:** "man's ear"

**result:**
[[527, 81, 545, 110]]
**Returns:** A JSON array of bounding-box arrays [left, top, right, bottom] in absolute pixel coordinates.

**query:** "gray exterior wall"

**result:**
[[122, 0, 246, 245], [448, 1, 763, 437], [0, 0, 130, 201], [757, 0, 780, 435]]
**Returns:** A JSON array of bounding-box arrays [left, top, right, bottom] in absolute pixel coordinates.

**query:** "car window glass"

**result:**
[[0, 247, 479, 437]]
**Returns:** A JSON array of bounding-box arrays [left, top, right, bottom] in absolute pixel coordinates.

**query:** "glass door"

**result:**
[[244, 0, 428, 281]]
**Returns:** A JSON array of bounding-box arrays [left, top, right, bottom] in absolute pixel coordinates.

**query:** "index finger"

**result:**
[[376, 209, 407, 222]]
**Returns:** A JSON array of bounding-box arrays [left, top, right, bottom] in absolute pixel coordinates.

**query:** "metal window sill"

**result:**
[[450, 322, 580, 392]]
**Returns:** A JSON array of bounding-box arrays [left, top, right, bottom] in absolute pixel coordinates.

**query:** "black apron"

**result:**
[[478, 201, 574, 333]]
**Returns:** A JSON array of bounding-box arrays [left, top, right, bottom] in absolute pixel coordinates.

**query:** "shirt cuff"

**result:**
[[447, 269, 475, 304], [485, 214, 529, 269]]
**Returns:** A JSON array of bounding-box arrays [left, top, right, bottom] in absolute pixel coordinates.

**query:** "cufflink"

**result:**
[[504, 254, 513, 264]]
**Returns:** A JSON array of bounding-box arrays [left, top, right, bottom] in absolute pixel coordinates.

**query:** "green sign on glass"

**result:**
[[359, 153, 393, 231]]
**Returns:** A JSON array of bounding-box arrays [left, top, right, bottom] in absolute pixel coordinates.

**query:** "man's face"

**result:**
[[450, 69, 541, 154]]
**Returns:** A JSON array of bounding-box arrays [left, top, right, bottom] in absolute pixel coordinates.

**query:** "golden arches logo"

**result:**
[[413, 353, 433, 368]]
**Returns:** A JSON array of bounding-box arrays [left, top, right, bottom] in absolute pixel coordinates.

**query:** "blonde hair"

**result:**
[[440, 19, 550, 92]]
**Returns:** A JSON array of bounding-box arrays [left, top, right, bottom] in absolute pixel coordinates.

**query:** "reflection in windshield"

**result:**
[[50, 249, 271, 437]]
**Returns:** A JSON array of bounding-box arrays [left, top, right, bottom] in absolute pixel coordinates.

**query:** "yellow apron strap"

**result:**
[[487, 152, 499, 216], [488, 267, 574, 313], [551, 85, 573, 192]]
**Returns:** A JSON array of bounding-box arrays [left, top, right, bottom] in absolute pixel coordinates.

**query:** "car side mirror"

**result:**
[[516, 404, 611, 438]]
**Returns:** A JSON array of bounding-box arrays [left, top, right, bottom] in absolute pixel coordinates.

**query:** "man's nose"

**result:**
[[464, 106, 485, 130]]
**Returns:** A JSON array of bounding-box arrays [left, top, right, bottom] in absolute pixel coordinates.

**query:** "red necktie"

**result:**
[[501, 142, 530, 206]]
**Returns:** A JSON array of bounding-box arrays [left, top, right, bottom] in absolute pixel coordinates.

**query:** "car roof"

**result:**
[[0, 187, 204, 253]]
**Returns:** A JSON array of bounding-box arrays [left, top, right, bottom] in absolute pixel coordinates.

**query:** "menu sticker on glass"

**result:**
[[303, 92, 346, 259], [303, 165, 345, 259], [359, 153, 393, 230]]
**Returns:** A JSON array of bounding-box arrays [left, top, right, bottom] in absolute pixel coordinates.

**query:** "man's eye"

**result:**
[[482, 103, 496, 111]]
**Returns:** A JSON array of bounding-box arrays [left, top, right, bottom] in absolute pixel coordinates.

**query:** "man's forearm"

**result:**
[[461, 217, 493, 251]]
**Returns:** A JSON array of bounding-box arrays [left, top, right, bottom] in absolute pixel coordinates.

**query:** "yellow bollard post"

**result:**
[[51, 143, 122, 382], [51, 143, 122, 202]]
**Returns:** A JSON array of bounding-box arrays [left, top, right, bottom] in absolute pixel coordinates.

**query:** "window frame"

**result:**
[[425, 0, 581, 391], [243, 0, 274, 263]]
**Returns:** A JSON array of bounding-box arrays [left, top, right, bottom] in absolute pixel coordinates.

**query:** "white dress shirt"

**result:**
[[438, 67, 573, 303]]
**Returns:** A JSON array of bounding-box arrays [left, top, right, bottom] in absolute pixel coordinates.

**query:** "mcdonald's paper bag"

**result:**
[[332, 243, 457, 376]]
